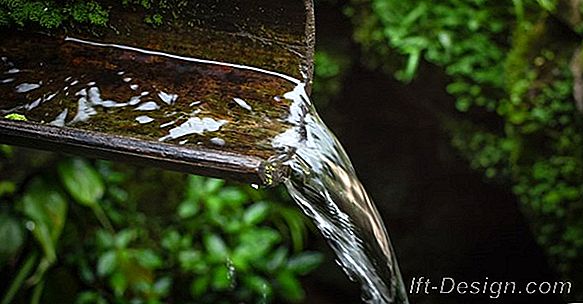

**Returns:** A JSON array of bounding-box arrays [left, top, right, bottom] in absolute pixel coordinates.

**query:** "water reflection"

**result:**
[[159, 117, 228, 141]]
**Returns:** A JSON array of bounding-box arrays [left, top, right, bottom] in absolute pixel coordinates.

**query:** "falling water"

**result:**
[[272, 84, 409, 304]]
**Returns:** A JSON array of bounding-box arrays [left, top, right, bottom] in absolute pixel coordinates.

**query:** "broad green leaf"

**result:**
[[239, 228, 280, 259], [0, 214, 25, 260], [178, 250, 206, 272], [75, 291, 108, 304], [243, 275, 272, 298], [267, 247, 288, 271], [287, 252, 324, 275], [204, 178, 225, 194], [97, 251, 117, 277], [204, 233, 229, 261], [135, 249, 163, 269], [21, 178, 68, 262], [58, 158, 104, 207], [276, 271, 304, 302], [161, 230, 181, 252], [190, 276, 209, 297], [109, 272, 127, 297], [185, 175, 205, 201], [153, 277, 172, 296], [243, 202, 269, 225], [0, 181, 16, 198], [217, 187, 248, 206], [178, 200, 199, 219], [114, 229, 136, 248], [211, 264, 231, 290], [95, 229, 114, 249]]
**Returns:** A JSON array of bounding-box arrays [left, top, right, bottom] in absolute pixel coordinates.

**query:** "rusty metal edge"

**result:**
[[303, 0, 316, 94], [0, 119, 264, 184]]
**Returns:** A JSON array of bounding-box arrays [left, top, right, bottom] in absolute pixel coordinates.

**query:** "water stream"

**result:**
[[0, 36, 408, 303], [272, 83, 409, 304]]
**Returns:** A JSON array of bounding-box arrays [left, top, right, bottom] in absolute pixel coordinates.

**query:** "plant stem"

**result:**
[[1, 253, 38, 304], [30, 279, 45, 304]]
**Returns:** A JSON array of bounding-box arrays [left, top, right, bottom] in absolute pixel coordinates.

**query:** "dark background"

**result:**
[[302, 2, 566, 303]]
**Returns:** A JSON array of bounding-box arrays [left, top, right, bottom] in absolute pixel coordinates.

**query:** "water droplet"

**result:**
[[210, 137, 226, 146], [233, 97, 253, 111], [25, 221, 35, 231], [49, 109, 69, 127], [159, 117, 227, 141], [135, 101, 160, 111], [15, 82, 41, 93], [135, 115, 154, 124], [158, 91, 178, 105]]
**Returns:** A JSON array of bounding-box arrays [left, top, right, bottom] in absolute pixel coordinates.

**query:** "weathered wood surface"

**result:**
[[0, 0, 315, 185]]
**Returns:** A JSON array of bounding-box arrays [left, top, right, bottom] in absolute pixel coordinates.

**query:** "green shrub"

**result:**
[[0, 151, 322, 303]]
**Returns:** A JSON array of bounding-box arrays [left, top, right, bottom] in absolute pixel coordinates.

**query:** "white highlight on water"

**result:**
[[274, 83, 409, 304]]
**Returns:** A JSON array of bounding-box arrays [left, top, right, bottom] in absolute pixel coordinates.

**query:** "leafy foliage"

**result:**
[[0, 0, 108, 29], [0, 152, 322, 303], [350, 0, 583, 291], [0, 0, 175, 30], [313, 50, 352, 107]]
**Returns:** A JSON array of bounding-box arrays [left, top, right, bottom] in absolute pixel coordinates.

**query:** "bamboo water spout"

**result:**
[[0, 0, 315, 186]]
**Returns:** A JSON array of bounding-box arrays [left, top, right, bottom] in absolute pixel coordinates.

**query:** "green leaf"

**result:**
[[135, 249, 163, 269], [109, 272, 127, 297], [204, 178, 225, 194], [211, 264, 231, 290], [267, 247, 288, 271], [178, 250, 206, 272], [95, 229, 114, 249], [21, 178, 68, 263], [97, 251, 117, 277], [287, 252, 324, 275], [243, 274, 272, 298], [153, 277, 172, 296], [75, 291, 108, 304], [114, 229, 136, 248], [0, 214, 25, 261], [161, 230, 181, 252], [191, 276, 209, 297], [58, 158, 104, 207], [204, 233, 229, 261], [243, 201, 270, 225], [0, 181, 16, 198], [276, 271, 304, 302], [178, 200, 199, 219], [217, 187, 248, 206]]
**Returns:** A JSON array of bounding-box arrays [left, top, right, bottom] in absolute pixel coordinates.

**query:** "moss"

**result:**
[[0, 0, 109, 29], [0, 0, 174, 30], [3, 113, 27, 121]]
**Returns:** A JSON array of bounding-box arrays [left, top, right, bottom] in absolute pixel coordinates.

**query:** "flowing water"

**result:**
[[272, 84, 409, 304], [0, 35, 408, 303]]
